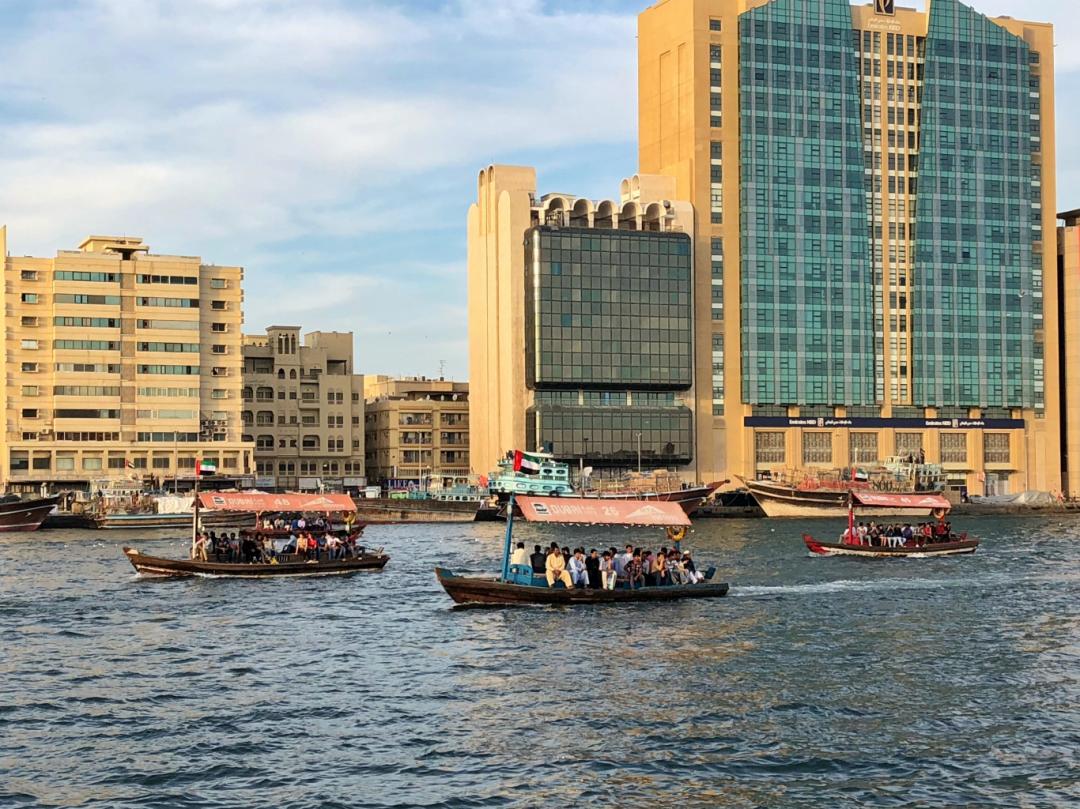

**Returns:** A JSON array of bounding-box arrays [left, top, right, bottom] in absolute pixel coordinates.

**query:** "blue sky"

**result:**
[[0, 0, 1074, 380]]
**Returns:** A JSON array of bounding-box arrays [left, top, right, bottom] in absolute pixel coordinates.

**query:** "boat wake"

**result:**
[[731, 576, 971, 598]]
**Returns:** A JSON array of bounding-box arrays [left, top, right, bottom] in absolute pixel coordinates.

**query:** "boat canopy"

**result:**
[[197, 492, 356, 513], [851, 492, 951, 510], [515, 495, 691, 527]]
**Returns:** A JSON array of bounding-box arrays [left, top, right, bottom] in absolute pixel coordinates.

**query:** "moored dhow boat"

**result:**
[[435, 494, 730, 606], [124, 490, 388, 579], [802, 491, 979, 559], [0, 493, 61, 532]]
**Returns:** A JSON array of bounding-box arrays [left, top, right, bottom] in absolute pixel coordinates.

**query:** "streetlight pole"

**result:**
[[636, 432, 642, 474], [581, 437, 589, 485]]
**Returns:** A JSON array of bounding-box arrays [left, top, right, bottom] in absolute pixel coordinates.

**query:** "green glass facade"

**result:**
[[739, 0, 874, 407], [524, 226, 693, 465], [912, 0, 1042, 408]]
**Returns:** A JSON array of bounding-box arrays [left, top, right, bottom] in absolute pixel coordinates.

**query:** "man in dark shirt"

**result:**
[[529, 544, 546, 574], [585, 548, 601, 589]]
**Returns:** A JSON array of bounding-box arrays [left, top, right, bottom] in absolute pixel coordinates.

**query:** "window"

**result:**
[[55, 409, 120, 419], [21, 317, 38, 327], [56, 363, 121, 373], [709, 18, 721, 31], [849, 432, 878, 463], [55, 386, 120, 396], [55, 294, 121, 305], [21, 363, 38, 373], [210, 278, 228, 289], [896, 432, 923, 456], [940, 433, 968, 465], [138, 342, 199, 353], [56, 455, 75, 471], [20, 270, 38, 280], [22, 385, 39, 396], [137, 274, 197, 285], [21, 339, 39, 349], [55, 340, 119, 350], [131, 457, 148, 469], [21, 408, 39, 419], [137, 319, 197, 330], [802, 433, 832, 465], [211, 389, 227, 399], [20, 293, 38, 303], [152, 457, 172, 469], [137, 365, 199, 375], [984, 434, 1010, 465], [211, 323, 227, 332], [54, 317, 120, 328], [55, 271, 117, 282], [211, 300, 227, 310], [755, 432, 785, 464], [82, 457, 103, 470], [137, 297, 198, 308], [212, 345, 227, 354], [108, 456, 127, 469]]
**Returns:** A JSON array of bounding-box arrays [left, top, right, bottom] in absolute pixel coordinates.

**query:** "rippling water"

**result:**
[[1, 516, 1078, 808]]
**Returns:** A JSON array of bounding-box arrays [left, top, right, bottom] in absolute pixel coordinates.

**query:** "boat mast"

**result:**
[[500, 493, 516, 582], [848, 447, 857, 542]]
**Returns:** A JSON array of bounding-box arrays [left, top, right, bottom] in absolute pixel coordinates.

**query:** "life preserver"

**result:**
[[666, 526, 687, 543], [932, 507, 947, 521]]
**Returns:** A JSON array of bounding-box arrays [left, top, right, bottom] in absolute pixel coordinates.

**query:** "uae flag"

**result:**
[[513, 450, 542, 475], [196, 459, 217, 477]]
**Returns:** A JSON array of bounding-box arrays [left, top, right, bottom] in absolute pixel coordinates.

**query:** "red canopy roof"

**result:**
[[516, 496, 691, 527], [852, 491, 951, 510], [198, 492, 356, 513]]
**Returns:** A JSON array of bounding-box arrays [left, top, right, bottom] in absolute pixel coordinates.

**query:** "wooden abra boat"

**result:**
[[435, 494, 730, 607], [124, 488, 388, 579], [803, 491, 979, 558], [124, 546, 389, 577]]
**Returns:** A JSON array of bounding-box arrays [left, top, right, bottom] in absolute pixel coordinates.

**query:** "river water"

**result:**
[[1, 516, 1077, 808]]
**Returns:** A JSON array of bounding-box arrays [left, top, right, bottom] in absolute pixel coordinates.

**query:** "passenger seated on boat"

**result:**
[[624, 553, 644, 589], [193, 532, 209, 561], [529, 545, 546, 574], [654, 552, 671, 586], [510, 542, 528, 568], [325, 534, 341, 560], [682, 551, 704, 584], [568, 549, 588, 587], [544, 547, 574, 589], [613, 544, 632, 580], [841, 525, 855, 544], [599, 551, 617, 590], [641, 551, 655, 585], [585, 549, 601, 589]]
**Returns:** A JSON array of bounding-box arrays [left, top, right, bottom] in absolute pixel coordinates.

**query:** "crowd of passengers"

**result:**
[[509, 541, 707, 589], [841, 520, 956, 548], [191, 527, 365, 563]]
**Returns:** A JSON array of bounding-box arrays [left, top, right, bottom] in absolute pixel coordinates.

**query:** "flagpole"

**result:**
[[192, 462, 200, 559]]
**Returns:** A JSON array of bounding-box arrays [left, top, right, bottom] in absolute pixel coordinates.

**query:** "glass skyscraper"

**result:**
[[639, 0, 1059, 495]]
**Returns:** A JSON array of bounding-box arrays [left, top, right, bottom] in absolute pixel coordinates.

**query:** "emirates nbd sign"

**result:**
[[875, 0, 895, 15], [744, 416, 1026, 430]]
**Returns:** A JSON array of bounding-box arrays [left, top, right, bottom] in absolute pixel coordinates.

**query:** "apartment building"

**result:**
[[1, 228, 251, 490], [242, 326, 364, 491], [639, 0, 1058, 495], [364, 376, 469, 487]]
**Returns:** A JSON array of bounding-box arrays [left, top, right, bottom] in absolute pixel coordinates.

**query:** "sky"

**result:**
[[0, 0, 1075, 381]]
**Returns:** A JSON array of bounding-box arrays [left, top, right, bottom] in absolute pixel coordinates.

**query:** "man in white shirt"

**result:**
[[509, 541, 528, 568], [615, 544, 633, 578], [568, 549, 588, 587]]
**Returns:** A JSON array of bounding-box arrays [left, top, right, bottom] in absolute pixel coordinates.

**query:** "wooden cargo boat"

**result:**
[[435, 494, 729, 607], [0, 494, 60, 532], [803, 491, 979, 559]]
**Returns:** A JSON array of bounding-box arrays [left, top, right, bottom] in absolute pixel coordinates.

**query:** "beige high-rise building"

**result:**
[[364, 376, 469, 487], [639, 0, 1059, 496], [0, 228, 251, 490], [468, 167, 696, 478], [241, 327, 364, 491], [1057, 209, 1080, 497]]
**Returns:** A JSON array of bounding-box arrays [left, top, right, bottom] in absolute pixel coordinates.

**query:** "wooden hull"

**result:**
[[123, 546, 389, 578], [435, 566, 729, 606], [747, 481, 934, 518], [353, 498, 481, 523], [802, 534, 979, 558], [0, 495, 60, 532]]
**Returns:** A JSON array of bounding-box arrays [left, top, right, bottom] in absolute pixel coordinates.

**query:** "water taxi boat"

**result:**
[[435, 494, 729, 606], [123, 491, 388, 578], [0, 493, 60, 532], [802, 491, 979, 558]]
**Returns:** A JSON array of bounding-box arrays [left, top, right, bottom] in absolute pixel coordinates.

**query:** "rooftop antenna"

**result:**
[[439, 359, 446, 380]]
